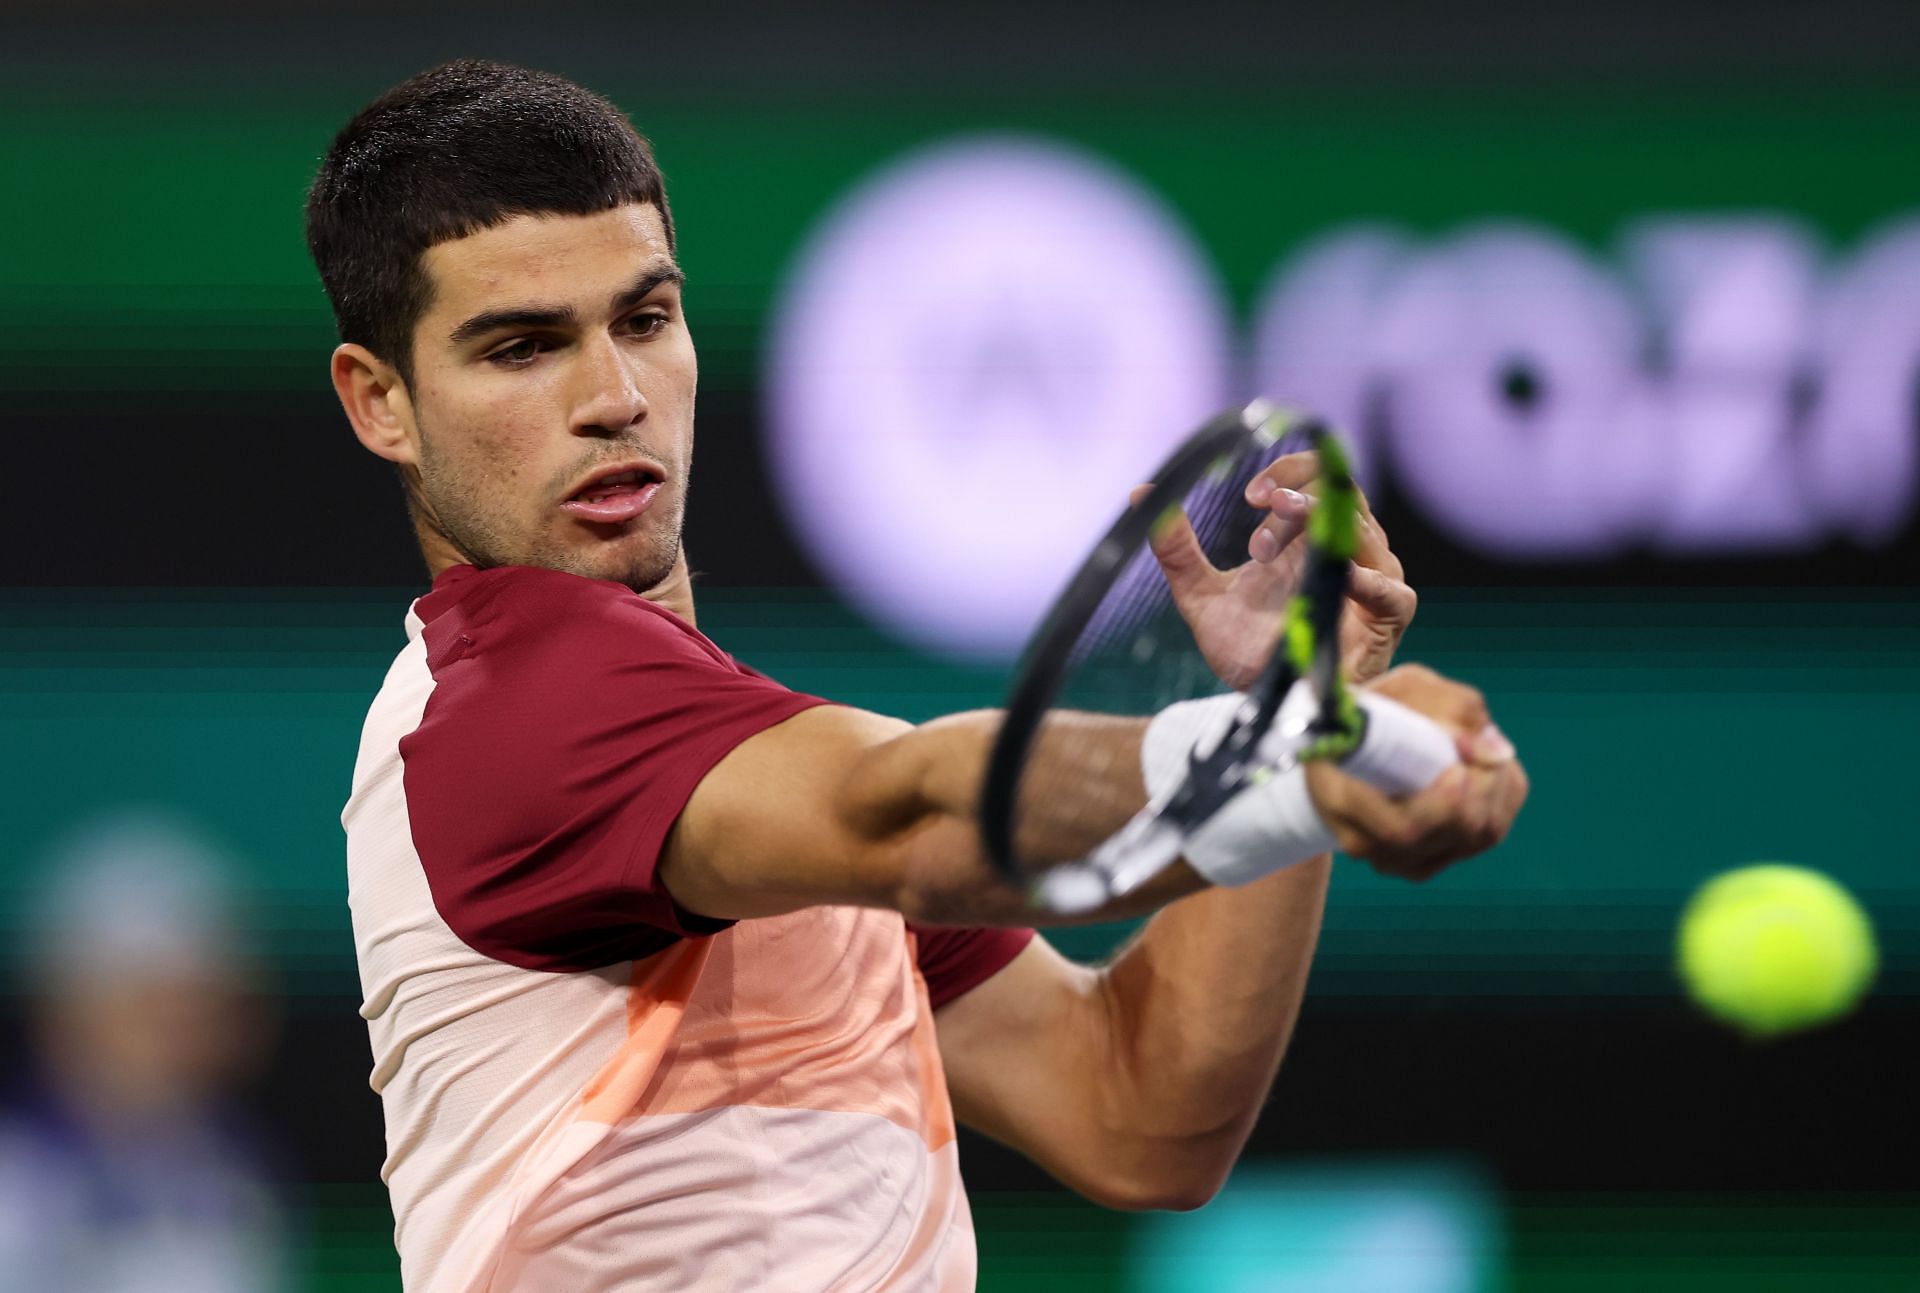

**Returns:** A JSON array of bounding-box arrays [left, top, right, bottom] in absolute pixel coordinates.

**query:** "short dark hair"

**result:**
[[305, 59, 675, 384]]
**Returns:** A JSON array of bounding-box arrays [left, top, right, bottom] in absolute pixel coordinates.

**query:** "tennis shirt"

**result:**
[[343, 565, 1033, 1292]]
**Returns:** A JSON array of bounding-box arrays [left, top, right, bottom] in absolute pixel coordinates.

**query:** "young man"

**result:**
[[313, 60, 1527, 1293]]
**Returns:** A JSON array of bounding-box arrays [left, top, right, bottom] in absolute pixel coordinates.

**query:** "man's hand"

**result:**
[[1245, 450, 1415, 685], [1305, 664, 1529, 882], [1148, 450, 1416, 689]]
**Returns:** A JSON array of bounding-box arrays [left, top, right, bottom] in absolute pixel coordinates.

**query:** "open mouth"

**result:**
[[570, 467, 660, 503], [561, 464, 666, 524]]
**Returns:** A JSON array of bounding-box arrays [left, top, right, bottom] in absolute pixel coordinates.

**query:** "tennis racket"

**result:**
[[978, 400, 1460, 912]]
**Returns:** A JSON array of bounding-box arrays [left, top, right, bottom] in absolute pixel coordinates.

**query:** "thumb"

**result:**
[[1464, 723, 1517, 766], [1133, 484, 1217, 587]]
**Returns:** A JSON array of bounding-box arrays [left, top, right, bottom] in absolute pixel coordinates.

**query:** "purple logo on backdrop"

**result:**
[[1254, 216, 1920, 557], [767, 135, 1920, 655], [765, 136, 1230, 658]]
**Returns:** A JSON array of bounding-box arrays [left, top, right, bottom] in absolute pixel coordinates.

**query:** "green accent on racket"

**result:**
[[1307, 430, 1360, 561]]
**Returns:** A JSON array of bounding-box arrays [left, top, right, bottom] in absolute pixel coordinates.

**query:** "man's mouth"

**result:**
[[561, 464, 666, 525]]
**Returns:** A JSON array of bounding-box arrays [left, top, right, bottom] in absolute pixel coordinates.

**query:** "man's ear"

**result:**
[[331, 343, 419, 467]]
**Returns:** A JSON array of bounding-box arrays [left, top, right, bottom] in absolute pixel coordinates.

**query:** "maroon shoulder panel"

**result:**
[[401, 566, 828, 971], [909, 924, 1037, 1011]]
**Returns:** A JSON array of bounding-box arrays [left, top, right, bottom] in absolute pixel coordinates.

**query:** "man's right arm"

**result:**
[[659, 664, 1514, 928], [659, 703, 1203, 927]]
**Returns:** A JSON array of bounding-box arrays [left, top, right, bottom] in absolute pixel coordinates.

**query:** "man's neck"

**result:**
[[639, 556, 697, 629], [418, 526, 699, 630]]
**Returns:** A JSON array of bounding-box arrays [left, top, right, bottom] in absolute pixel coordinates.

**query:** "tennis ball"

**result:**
[[1677, 864, 1877, 1038]]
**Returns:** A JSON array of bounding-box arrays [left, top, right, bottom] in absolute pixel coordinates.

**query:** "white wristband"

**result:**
[[1135, 684, 1462, 890], [1139, 692, 1242, 799], [1185, 761, 1335, 886], [1140, 693, 1335, 888]]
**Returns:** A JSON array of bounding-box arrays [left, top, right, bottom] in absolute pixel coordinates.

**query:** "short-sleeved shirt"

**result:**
[[342, 565, 1033, 1293]]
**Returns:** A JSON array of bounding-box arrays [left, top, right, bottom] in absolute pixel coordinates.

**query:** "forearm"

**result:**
[[854, 709, 1143, 855], [666, 702, 1208, 925], [843, 709, 1210, 926], [1088, 853, 1333, 1195]]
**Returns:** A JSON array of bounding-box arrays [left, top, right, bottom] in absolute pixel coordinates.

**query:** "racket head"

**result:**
[[979, 401, 1310, 878]]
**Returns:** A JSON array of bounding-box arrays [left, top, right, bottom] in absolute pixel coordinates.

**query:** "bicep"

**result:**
[[662, 704, 1050, 926], [659, 703, 918, 920], [934, 938, 1123, 1197]]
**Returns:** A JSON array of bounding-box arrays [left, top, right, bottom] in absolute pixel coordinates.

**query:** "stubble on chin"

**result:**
[[506, 491, 686, 594], [601, 494, 686, 594], [413, 433, 689, 591]]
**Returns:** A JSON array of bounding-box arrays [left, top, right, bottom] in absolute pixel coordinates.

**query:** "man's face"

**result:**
[[400, 203, 696, 592]]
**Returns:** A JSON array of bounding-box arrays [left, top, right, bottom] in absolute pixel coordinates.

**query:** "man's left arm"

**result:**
[[932, 855, 1331, 1212], [934, 663, 1525, 1211]]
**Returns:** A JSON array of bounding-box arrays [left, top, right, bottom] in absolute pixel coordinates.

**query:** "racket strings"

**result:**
[[1005, 433, 1298, 872], [1004, 712, 1148, 867]]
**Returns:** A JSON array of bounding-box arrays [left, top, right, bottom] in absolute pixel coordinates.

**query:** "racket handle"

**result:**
[[1344, 691, 1460, 795]]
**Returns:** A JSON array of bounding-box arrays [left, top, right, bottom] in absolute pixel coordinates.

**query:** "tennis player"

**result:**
[[313, 61, 1527, 1293]]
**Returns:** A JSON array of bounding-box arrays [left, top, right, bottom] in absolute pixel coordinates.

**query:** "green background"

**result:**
[[6, 87, 1920, 395], [3, 19, 1916, 1287]]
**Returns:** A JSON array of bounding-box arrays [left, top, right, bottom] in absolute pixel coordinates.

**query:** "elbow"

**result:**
[[1076, 1156, 1230, 1214]]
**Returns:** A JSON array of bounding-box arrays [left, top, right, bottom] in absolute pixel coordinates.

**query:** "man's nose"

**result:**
[[570, 333, 648, 436]]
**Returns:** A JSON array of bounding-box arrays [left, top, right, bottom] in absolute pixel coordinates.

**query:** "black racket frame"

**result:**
[[979, 406, 1344, 880]]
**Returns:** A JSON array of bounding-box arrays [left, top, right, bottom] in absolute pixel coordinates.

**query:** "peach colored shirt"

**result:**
[[345, 567, 1029, 1291]]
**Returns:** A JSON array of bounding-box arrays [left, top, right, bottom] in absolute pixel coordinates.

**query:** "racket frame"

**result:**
[[979, 400, 1295, 881]]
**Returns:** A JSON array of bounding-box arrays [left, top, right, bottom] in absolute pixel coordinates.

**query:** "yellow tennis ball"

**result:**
[[1677, 864, 1878, 1038]]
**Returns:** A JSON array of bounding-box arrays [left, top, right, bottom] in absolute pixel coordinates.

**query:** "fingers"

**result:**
[[1245, 451, 1403, 581], [1306, 755, 1527, 882], [1349, 507, 1403, 583], [1466, 722, 1518, 767], [1361, 663, 1491, 740], [1133, 485, 1221, 592], [1488, 757, 1530, 842], [1248, 491, 1309, 563], [1346, 563, 1415, 626], [1245, 452, 1318, 502], [1310, 763, 1469, 863], [1337, 571, 1415, 686], [1149, 470, 1309, 569]]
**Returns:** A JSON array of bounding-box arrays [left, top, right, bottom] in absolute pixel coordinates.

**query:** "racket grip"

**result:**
[[1343, 692, 1460, 796]]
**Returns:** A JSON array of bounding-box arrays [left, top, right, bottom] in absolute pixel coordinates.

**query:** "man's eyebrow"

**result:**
[[446, 264, 686, 349], [610, 264, 686, 313], [448, 303, 578, 348]]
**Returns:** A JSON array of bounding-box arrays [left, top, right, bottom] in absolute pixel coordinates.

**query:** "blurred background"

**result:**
[[3, 1, 1917, 1288]]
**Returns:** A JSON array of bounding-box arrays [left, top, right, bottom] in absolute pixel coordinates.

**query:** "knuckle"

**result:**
[[1331, 825, 1369, 857], [1445, 684, 1490, 730], [1388, 662, 1438, 693], [1385, 819, 1424, 852], [1457, 821, 1487, 856], [1468, 786, 1497, 833]]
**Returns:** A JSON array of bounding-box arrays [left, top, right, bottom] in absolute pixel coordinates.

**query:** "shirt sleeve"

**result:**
[[909, 923, 1037, 1011], [401, 568, 830, 971]]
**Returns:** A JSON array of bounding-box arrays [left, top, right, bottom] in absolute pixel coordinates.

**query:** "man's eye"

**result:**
[[489, 339, 542, 366], [628, 312, 669, 337]]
